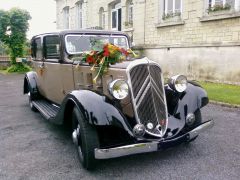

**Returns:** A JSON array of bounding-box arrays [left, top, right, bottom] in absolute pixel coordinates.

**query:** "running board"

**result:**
[[32, 99, 60, 121]]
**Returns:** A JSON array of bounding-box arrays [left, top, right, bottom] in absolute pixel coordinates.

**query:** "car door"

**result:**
[[40, 35, 64, 104], [31, 36, 47, 98]]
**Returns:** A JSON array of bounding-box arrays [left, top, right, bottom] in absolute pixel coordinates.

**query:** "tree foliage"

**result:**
[[0, 40, 9, 55], [0, 8, 31, 64]]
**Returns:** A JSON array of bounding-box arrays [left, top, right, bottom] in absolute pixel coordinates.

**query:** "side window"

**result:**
[[31, 38, 42, 61], [43, 36, 60, 60]]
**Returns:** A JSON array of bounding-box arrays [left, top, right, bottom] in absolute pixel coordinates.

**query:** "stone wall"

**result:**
[[143, 46, 240, 84], [56, 0, 88, 29], [55, 0, 240, 83], [140, 0, 240, 84], [144, 0, 240, 47]]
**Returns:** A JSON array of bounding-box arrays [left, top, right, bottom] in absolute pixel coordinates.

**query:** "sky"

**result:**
[[0, 0, 57, 39]]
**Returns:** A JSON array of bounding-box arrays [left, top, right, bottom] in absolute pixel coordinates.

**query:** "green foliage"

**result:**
[[6, 63, 31, 73], [0, 41, 9, 55], [0, 65, 8, 70], [199, 81, 240, 105], [0, 8, 31, 69], [162, 12, 181, 20], [0, 10, 10, 43], [208, 3, 231, 13]]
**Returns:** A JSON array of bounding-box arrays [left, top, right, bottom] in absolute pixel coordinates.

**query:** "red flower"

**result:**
[[86, 56, 95, 63], [120, 48, 129, 56], [103, 46, 110, 57]]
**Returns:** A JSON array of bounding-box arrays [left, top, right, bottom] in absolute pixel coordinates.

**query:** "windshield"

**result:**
[[65, 34, 129, 54]]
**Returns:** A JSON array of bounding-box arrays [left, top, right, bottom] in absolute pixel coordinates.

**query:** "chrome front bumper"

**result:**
[[95, 120, 214, 159]]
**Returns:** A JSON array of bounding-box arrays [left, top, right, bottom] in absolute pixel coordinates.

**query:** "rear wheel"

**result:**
[[72, 107, 99, 170]]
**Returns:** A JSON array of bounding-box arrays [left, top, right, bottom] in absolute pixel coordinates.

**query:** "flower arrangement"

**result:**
[[80, 43, 137, 83]]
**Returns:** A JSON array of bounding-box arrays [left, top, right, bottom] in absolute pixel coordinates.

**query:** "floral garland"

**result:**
[[80, 43, 136, 83]]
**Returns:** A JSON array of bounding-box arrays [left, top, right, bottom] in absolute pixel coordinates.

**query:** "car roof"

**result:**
[[32, 29, 128, 39]]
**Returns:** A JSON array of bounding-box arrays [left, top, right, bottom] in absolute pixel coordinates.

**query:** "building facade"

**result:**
[[55, 0, 240, 83]]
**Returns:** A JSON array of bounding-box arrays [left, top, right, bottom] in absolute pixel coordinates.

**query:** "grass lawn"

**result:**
[[0, 70, 7, 74], [199, 81, 240, 105]]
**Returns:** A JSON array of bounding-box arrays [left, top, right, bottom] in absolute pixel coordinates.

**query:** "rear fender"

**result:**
[[23, 71, 38, 95]]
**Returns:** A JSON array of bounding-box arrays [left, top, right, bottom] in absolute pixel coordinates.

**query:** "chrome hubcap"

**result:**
[[73, 124, 83, 159], [72, 125, 80, 145], [28, 93, 33, 108], [72, 130, 78, 145]]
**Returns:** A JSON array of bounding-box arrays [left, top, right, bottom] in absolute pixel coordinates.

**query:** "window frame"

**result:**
[[111, 2, 122, 31], [31, 37, 43, 61], [43, 35, 61, 62], [63, 6, 70, 29], [207, 0, 240, 12], [64, 34, 130, 55], [99, 7, 105, 29], [76, 1, 83, 29], [111, 9, 118, 30], [164, 0, 182, 15], [127, 0, 133, 24], [210, 0, 230, 8]]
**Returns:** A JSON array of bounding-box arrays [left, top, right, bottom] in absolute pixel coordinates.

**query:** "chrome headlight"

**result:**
[[108, 79, 129, 100], [169, 75, 188, 93]]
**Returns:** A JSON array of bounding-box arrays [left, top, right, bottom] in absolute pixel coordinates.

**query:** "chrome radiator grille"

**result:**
[[128, 61, 167, 137]]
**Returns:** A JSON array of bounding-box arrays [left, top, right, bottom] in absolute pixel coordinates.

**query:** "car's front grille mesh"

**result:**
[[130, 65, 148, 98], [129, 63, 167, 136]]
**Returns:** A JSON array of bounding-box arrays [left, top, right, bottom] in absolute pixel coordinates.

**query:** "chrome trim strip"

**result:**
[[136, 84, 151, 108], [126, 58, 149, 124], [135, 76, 150, 103], [95, 142, 159, 159], [189, 120, 214, 139], [95, 120, 214, 159]]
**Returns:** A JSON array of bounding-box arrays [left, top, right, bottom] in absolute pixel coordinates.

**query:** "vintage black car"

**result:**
[[24, 30, 213, 170]]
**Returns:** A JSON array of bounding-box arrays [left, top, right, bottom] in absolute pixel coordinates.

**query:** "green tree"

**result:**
[[0, 41, 9, 55], [0, 8, 31, 72]]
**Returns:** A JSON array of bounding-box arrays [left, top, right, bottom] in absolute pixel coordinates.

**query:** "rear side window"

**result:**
[[43, 36, 60, 60], [31, 38, 42, 60]]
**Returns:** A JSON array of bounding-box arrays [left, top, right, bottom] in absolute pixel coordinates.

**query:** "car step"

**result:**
[[32, 99, 60, 120]]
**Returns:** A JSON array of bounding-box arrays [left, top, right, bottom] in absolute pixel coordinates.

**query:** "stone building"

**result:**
[[55, 0, 240, 83]]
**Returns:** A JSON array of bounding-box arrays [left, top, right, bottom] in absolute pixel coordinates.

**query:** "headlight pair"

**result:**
[[108, 79, 129, 100], [109, 74, 187, 99]]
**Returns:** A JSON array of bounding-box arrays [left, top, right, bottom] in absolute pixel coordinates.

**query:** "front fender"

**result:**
[[23, 71, 38, 95], [164, 82, 209, 137], [177, 82, 208, 114], [165, 81, 208, 116], [55, 90, 133, 136]]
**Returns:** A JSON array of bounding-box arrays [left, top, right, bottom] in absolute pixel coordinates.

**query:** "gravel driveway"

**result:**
[[0, 74, 239, 180]]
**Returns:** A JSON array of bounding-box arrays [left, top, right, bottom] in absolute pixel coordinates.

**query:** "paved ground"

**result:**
[[0, 74, 239, 180]]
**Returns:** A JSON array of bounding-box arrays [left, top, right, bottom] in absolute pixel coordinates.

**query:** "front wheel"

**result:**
[[72, 107, 99, 170]]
